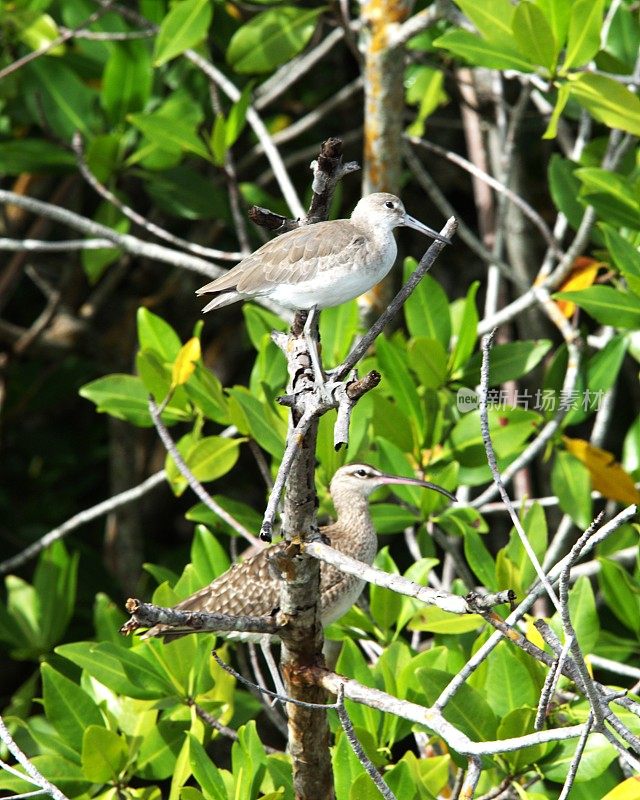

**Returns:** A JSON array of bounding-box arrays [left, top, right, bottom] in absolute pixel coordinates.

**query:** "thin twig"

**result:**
[[0, 471, 166, 575], [335, 685, 398, 800], [148, 399, 261, 547], [72, 133, 244, 262], [0, 715, 70, 800], [478, 331, 561, 611]]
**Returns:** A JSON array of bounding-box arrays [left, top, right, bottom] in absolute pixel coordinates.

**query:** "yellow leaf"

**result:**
[[171, 337, 201, 388], [524, 616, 546, 650], [556, 257, 601, 317], [563, 437, 640, 505], [602, 776, 640, 800]]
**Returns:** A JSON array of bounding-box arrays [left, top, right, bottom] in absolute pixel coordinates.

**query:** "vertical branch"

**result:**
[[272, 139, 358, 800], [360, 0, 412, 195]]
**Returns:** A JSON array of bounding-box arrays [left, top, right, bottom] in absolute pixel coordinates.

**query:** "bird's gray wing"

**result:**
[[241, 221, 358, 289], [197, 220, 358, 297]]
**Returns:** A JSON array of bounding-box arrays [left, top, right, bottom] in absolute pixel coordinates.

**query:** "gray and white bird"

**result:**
[[196, 193, 450, 314], [143, 463, 455, 641]]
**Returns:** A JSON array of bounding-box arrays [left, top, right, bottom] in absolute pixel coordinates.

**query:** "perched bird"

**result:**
[[143, 463, 455, 641], [196, 193, 450, 314]]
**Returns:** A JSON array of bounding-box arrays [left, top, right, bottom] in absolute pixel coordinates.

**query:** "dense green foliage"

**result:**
[[2, 0, 640, 798]]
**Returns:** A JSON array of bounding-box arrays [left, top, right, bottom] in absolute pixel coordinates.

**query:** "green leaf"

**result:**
[[165, 435, 241, 495], [455, 0, 515, 45], [231, 721, 267, 799], [137, 308, 182, 360], [463, 529, 497, 591], [41, 664, 104, 751], [56, 641, 174, 700], [243, 304, 288, 351], [601, 225, 640, 279], [551, 450, 592, 529], [456, 340, 552, 385], [564, 334, 628, 426], [0, 754, 91, 797], [543, 82, 570, 140], [484, 643, 539, 716], [138, 721, 189, 780], [567, 73, 640, 138], [154, 0, 213, 66], [575, 167, 640, 230], [447, 407, 540, 468], [210, 114, 227, 166], [226, 387, 286, 458], [189, 735, 227, 800], [319, 300, 359, 366], [184, 364, 229, 424], [144, 166, 230, 220], [33, 540, 78, 650], [554, 286, 640, 329], [532, 0, 571, 51], [376, 336, 424, 444], [82, 725, 128, 783], [407, 338, 449, 389], [498, 707, 552, 771], [370, 548, 402, 634], [371, 394, 414, 454], [227, 6, 324, 74], [128, 112, 211, 161], [449, 281, 479, 375], [102, 40, 152, 123], [403, 261, 451, 347], [548, 154, 585, 230], [226, 81, 253, 147], [504, 502, 547, 595], [189, 525, 230, 585], [416, 668, 498, 741], [542, 733, 616, 782], [512, 1, 557, 71], [550, 576, 600, 653], [623, 414, 640, 474], [563, 0, 605, 70], [24, 58, 96, 138], [79, 374, 188, 426], [369, 504, 419, 536], [433, 29, 534, 71], [410, 606, 484, 634], [598, 558, 640, 634], [0, 139, 75, 174], [405, 65, 446, 137], [18, 12, 64, 53], [436, 506, 488, 539]]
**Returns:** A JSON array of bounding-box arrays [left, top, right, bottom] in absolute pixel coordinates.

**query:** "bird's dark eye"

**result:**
[[384, 201, 394, 209], [354, 468, 368, 478]]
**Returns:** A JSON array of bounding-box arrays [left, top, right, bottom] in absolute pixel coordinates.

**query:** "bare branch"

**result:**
[[0, 189, 221, 278], [121, 598, 280, 637], [148, 399, 262, 548], [0, 714, 70, 800], [305, 540, 512, 615], [0, 471, 166, 576], [72, 132, 244, 262], [478, 331, 561, 611], [335, 685, 398, 800]]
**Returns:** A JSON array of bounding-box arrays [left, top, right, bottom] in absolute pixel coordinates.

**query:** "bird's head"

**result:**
[[329, 463, 456, 501], [350, 193, 451, 245]]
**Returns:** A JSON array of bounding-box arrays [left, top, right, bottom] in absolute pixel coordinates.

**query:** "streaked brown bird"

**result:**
[[143, 463, 455, 641]]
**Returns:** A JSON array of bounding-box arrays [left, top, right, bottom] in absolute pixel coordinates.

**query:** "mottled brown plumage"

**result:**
[[143, 464, 455, 641]]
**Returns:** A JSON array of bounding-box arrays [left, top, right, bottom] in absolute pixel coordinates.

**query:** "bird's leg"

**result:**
[[302, 304, 325, 386]]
